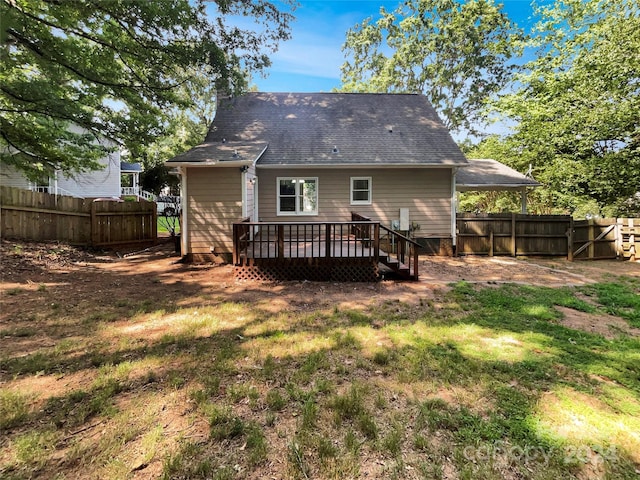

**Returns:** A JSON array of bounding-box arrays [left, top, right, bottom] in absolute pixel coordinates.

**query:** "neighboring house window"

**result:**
[[277, 177, 318, 215], [350, 177, 372, 205]]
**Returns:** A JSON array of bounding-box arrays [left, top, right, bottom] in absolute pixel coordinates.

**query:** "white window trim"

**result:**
[[277, 177, 319, 216], [350, 176, 372, 205]]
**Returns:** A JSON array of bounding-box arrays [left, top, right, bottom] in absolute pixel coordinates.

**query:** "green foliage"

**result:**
[[0, 0, 293, 179], [339, 0, 523, 134], [493, 0, 640, 215], [140, 163, 179, 197]]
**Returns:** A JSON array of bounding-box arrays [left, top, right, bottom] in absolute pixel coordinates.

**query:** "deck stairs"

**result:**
[[378, 253, 416, 280], [377, 225, 420, 280]]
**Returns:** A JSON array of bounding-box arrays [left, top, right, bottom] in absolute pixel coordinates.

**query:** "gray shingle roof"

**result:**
[[456, 158, 541, 191], [168, 92, 468, 167], [120, 162, 142, 172], [168, 140, 267, 165]]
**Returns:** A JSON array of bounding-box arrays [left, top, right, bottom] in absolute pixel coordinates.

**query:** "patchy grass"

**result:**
[[1, 276, 639, 479], [580, 278, 640, 327]]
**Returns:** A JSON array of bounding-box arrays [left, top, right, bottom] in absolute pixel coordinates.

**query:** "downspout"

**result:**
[[179, 167, 188, 257], [451, 167, 458, 248], [241, 169, 247, 218]]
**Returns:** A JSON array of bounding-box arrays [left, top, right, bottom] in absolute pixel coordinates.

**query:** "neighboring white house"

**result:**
[[1, 153, 123, 199], [0, 145, 152, 200]]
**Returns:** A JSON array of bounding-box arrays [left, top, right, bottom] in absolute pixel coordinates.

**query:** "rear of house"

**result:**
[[167, 92, 468, 262]]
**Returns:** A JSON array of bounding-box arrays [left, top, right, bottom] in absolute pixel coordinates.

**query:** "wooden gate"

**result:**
[[569, 219, 617, 261]]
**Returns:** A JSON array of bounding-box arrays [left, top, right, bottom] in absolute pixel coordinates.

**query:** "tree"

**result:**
[[339, 0, 523, 135], [137, 66, 218, 194], [495, 0, 640, 216], [0, 0, 293, 180], [462, 135, 565, 214]]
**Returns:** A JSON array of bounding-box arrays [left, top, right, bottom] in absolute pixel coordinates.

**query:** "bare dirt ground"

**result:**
[[1, 239, 639, 479], [2, 238, 638, 344]]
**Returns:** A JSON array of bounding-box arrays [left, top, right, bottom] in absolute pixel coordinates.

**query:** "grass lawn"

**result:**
[[1, 268, 639, 479], [157, 215, 180, 235]]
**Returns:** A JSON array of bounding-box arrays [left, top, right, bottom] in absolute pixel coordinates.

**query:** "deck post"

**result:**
[[232, 224, 238, 264], [277, 224, 284, 259], [325, 223, 331, 258], [373, 223, 380, 260]]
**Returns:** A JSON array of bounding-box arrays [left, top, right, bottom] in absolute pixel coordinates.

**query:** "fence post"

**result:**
[[616, 218, 623, 259], [630, 218, 636, 261], [91, 201, 99, 247], [151, 204, 158, 243], [567, 217, 574, 261], [511, 213, 516, 256], [489, 230, 494, 257], [588, 219, 595, 260]]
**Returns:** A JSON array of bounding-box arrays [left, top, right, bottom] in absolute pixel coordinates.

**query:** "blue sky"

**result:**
[[251, 0, 538, 93]]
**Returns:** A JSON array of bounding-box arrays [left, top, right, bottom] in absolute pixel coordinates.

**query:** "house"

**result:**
[[166, 92, 474, 280], [0, 153, 151, 201]]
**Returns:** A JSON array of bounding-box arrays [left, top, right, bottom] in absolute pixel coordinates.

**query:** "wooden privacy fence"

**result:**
[[1, 186, 157, 247], [457, 213, 638, 260]]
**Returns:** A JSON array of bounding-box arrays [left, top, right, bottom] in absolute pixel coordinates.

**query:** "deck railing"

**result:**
[[232, 220, 380, 266], [379, 225, 420, 279], [352, 212, 420, 279]]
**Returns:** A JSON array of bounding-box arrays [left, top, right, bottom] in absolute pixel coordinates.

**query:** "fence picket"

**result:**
[[1, 186, 156, 247], [456, 213, 638, 260]]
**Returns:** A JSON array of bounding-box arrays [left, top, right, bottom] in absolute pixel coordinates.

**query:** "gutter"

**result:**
[[256, 162, 469, 169]]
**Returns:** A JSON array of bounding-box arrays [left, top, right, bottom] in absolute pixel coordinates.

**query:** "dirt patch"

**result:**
[[2, 238, 637, 355], [2, 239, 638, 316], [1, 239, 639, 479], [555, 306, 640, 339], [419, 255, 639, 287]]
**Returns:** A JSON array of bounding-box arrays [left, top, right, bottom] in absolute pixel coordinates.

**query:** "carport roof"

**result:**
[[456, 158, 541, 191]]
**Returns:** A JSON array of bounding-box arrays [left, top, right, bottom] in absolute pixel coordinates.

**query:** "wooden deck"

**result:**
[[232, 215, 420, 281]]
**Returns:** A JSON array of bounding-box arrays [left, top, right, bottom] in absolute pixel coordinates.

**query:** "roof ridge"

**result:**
[[241, 91, 421, 96]]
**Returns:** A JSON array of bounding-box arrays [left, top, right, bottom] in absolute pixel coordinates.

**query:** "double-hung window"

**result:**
[[277, 177, 318, 215], [350, 177, 372, 205]]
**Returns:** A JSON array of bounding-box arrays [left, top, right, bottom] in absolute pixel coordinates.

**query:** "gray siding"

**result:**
[[56, 152, 121, 198], [186, 167, 242, 254], [1, 151, 121, 198], [0, 164, 33, 190], [257, 168, 453, 237]]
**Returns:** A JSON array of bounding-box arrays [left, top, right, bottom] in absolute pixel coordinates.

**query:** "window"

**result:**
[[350, 177, 372, 205], [277, 177, 318, 215]]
